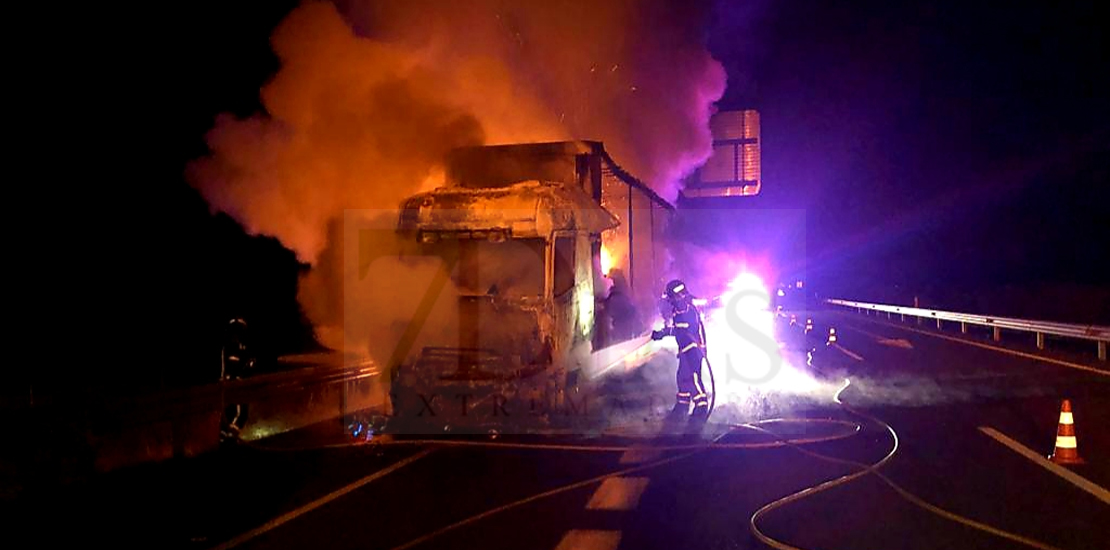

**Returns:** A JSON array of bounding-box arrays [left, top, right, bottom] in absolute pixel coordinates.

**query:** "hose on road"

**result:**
[[378, 415, 862, 550], [748, 378, 1063, 550], [237, 379, 1059, 550]]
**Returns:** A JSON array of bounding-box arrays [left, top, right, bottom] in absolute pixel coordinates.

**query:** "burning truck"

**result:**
[[387, 141, 674, 426]]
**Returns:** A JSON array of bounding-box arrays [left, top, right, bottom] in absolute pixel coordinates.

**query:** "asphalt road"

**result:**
[[13, 309, 1109, 550]]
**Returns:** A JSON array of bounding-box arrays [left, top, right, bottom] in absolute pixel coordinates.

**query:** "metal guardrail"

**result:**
[[4, 359, 381, 412], [826, 299, 1109, 361]]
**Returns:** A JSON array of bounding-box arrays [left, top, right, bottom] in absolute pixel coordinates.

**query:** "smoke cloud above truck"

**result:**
[[186, 0, 726, 359]]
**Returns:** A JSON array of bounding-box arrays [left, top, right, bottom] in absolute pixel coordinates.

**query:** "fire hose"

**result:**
[[701, 314, 717, 419], [232, 307, 1052, 549], [242, 379, 1059, 550]]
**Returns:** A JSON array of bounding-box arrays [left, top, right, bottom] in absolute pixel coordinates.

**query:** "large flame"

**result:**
[[187, 0, 726, 359], [600, 245, 615, 277]]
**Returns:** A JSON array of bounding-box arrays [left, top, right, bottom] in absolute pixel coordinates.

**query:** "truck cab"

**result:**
[[388, 178, 618, 422], [385, 141, 673, 427]]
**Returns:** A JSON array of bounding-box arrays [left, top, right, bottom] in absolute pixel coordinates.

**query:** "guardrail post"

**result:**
[[830, 298, 1107, 361]]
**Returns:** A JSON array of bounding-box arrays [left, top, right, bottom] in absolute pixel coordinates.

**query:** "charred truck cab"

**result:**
[[389, 141, 673, 426]]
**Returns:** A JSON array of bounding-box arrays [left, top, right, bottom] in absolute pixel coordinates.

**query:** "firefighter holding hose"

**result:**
[[652, 279, 710, 419]]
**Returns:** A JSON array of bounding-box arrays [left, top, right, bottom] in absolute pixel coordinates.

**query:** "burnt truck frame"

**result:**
[[387, 141, 674, 425]]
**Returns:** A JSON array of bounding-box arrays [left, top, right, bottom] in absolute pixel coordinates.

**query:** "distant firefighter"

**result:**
[[604, 269, 644, 342], [220, 318, 253, 443], [652, 279, 709, 417], [222, 318, 254, 380]]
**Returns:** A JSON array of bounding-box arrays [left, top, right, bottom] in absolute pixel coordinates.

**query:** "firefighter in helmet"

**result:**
[[220, 318, 252, 443], [222, 318, 253, 381], [652, 279, 710, 417]]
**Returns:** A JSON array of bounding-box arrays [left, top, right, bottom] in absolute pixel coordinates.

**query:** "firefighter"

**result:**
[[220, 318, 252, 443], [604, 269, 644, 342], [652, 279, 710, 418], [222, 318, 253, 381]]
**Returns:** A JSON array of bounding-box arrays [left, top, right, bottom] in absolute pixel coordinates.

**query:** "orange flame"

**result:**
[[600, 245, 615, 276]]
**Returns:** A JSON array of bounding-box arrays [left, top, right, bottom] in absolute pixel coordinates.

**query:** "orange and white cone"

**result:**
[[1049, 399, 1084, 465]]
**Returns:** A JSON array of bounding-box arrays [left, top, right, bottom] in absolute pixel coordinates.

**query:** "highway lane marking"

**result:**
[[979, 427, 1110, 505], [855, 318, 1110, 377], [752, 379, 1063, 550], [877, 338, 914, 349], [584, 477, 650, 511], [387, 447, 703, 550], [553, 529, 621, 550], [832, 343, 864, 361], [618, 447, 661, 464], [842, 324, 895, 342], [385, 422, 863, 550], [212, 448, 435, 550], [841, 324, 915, 349]]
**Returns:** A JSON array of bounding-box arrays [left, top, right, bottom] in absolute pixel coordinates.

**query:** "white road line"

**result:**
[[212, 449, 435, 549], [844, 324, 891, 341], [979, 427, 1110, 505], [877, 338, 914, 349], [585, 477, 650, 511], [842, 325, 914, 349], [833, 344, 864, 361], [618, 447, 662, 464], [554, 529, 622, 550], [853, 317, 1109, 377]]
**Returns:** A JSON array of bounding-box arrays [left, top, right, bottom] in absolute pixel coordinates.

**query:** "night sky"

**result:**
[[55, 0, 1107, 389], [694, 0, 1107, 317]]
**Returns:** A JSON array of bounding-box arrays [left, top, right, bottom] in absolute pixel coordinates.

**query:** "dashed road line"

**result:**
[[553, 529, 622, 550], [843, 324, 893, 341], [585, 477, 651, 511], [554, 458, 656, 547], [979, 426, 1110, 505], [832, 343, 864, 361], [618, 447, 662, 464]]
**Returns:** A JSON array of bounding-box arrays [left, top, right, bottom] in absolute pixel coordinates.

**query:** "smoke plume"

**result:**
[[187, 0, 726, 359]]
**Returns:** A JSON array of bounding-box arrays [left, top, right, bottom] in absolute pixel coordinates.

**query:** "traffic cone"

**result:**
[[1049, 399, 1084, 465]]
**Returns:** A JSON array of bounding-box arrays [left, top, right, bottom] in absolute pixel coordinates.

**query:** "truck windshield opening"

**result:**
[[423, 238, 546, 298]]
